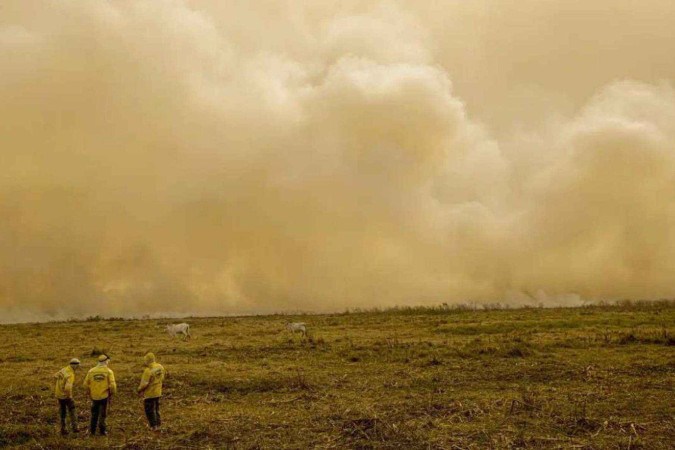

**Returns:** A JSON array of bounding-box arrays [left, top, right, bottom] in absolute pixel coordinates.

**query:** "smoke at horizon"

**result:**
[[2, 1, 675, 322]]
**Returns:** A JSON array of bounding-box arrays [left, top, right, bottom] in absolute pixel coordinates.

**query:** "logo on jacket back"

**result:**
[[93, 374, 106, 382]]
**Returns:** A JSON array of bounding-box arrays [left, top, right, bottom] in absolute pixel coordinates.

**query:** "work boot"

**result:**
[[60, 429, 68, 436]]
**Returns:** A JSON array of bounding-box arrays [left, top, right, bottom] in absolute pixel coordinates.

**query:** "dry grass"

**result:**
[[0, 301, 673, 449]]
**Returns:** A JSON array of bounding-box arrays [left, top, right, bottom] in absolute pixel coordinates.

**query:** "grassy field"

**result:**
[[0, 302, 673, 449]]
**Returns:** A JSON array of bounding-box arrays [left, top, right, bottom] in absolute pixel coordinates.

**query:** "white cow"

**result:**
[[166, 323, 191, 340], [286, 322, 307, 337]]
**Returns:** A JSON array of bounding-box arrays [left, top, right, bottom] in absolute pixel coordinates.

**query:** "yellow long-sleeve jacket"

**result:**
[[54, 365, 75, 399], [83, 364, 117, 400], [138, 362, 165, 399]]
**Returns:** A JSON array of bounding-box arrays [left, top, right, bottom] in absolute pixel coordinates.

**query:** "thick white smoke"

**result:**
[[1, 1, 674, 321]]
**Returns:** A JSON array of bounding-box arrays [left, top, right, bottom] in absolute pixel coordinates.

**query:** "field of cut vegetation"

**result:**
[[0, 301, 673, 449]]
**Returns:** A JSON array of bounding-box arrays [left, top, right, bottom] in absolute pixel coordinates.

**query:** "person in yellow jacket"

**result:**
[[54, 358, 81, 435], [137, 352, 165, 431], [83, 354, 117, 436]]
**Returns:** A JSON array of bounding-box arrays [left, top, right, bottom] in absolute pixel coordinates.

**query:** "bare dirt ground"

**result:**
[[0, 301, 673, 449]]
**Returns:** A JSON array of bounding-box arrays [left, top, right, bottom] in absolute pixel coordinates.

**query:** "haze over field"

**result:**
[[2, 1, 675, 321]]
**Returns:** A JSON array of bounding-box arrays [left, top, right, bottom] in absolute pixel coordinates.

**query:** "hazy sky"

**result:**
[[2, 1, 675, 321]]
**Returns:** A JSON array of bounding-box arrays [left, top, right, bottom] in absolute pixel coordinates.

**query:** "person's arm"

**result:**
[[108, 370, 117, 396], [53, 370, 61, 396], [137, 368, 151, 395], [64, 372, 74, 397]]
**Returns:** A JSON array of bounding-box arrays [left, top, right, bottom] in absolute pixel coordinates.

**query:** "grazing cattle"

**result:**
[[166, 323, 191, 340], [286, 322, 307, 337]]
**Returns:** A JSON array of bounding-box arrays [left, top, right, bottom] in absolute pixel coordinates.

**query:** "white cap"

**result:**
[[69, 358, 81, 365]]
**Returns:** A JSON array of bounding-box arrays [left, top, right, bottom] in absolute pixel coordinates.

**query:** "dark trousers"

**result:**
[[144, 397, 161, 428], [90, 398, 109, 435], [58, 398, 77, 431]]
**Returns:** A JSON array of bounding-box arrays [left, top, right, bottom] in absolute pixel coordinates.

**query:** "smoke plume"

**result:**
[[2, 1, 675, 321]]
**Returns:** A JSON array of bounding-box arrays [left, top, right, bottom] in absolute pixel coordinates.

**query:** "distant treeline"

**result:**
[[339, 299, 675, 316], [45, 298, 675, 324]]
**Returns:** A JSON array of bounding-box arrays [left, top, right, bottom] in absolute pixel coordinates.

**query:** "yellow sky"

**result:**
[[1, 1, 675, 320]]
